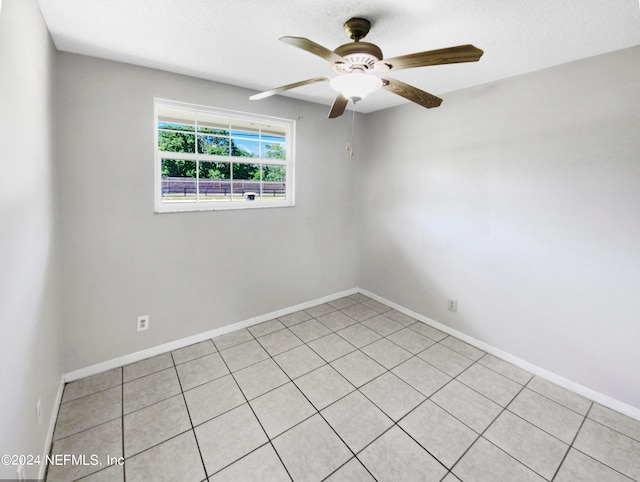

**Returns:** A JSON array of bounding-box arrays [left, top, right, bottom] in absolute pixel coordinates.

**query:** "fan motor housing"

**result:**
[[333, 42, 383, 73]]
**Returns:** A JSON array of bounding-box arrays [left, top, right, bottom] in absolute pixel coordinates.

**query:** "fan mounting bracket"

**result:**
[[343, 18, 371, 41]]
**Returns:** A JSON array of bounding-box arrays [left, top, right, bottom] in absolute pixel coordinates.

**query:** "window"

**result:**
[[154, 99, 295, 212]]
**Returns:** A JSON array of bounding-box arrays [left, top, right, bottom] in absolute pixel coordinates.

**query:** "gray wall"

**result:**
[[0, 0, 63, 478], [359, 46, 640, 408], [55, 52, 361, 371]]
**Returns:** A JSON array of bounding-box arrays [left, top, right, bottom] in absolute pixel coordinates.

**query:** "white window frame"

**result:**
[[154, 99, 295, 213]]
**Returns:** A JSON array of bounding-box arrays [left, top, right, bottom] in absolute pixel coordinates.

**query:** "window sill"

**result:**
[[154, 200, 295, 213]]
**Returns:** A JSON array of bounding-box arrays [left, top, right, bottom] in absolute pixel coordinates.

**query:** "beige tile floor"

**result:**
[[46, 293, 640, 481]]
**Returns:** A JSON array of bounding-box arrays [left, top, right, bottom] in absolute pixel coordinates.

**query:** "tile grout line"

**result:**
[[169, 352, 209, 482], [505, 399, 580, 446], [48, 370, 125, 481], [435, 359, 525, 426], [549, 400, 593, 481], [523, 378, 592, 419], [117, 331, 291, 472], [335, 325, 460, 473], [553, 402, 639, 481], [448, 375, 554, 480], [389, 360, 487, 476], [121, 366, 126, 482], [586, 416, 640, 443], [46, 416, 122, 445], [238, 301, 435, 377], [241, 301, 393, 480], [437, 358, 514, 475], [250, 323, 363, 478], [283, 300, 463, 479], [58, 380, 123, 405], [425, 366, 494, 435], [393, 420, 452, 477], [499, 407, 573, 478], [212, 339, 296, 482], [238, 301, 468, 480], [267, 339, 381, 482]]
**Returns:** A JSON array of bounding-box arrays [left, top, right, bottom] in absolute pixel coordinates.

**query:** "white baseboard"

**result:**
[[57, 284, 639, 438], [63, 287, 357, 383], [38, 377, 65, 480], [359, 288, 640, 422]]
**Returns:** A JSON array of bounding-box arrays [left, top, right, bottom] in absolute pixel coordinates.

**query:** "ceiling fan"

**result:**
[[250, 17, 484, 118]]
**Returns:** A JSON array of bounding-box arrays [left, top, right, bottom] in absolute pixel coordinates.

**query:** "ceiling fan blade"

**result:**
[[382, 78, 443, 109], [250, 77, 329, 100], [381, 44, 484, 71], [280, 36, 347, 64], [328, 93, 349, 119]]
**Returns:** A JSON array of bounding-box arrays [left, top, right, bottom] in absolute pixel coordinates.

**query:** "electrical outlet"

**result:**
[[17, 465, 26, 481], [137, 315, 149, 332], [36, 398, 42, 425], [447, 299, 458, 313]]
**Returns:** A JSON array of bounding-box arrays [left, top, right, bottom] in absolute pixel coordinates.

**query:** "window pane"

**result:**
[[262, 164, 286, 182], [261, 123, 287, 138], [197, 112, 230, 135], [198, 135, 230, 155], [200, 161, 230, 179], [261, 133, 286, 143], [158, 107, 196, 127], [231, 118, 260, 134], [231, 163, 260, 201], [199, 162, 231, 200], [161, 159, 197, 202], [231, 134, 260, 158], [158, 122, 195, 132], [262, 141, 286, 160], [198, 126, 230, 135], [261, 165, 287, 200], [158, 130, 195, 153]]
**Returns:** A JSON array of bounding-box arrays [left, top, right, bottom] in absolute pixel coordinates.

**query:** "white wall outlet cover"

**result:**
[[137, 315, 149, 332]]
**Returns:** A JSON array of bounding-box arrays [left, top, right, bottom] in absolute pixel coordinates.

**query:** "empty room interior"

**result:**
[[1, 0, 640, 480]]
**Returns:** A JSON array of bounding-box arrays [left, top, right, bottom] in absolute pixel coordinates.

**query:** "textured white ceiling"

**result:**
[[37, 0, 640, 114]]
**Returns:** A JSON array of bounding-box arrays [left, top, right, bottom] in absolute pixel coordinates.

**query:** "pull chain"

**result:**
[[346, 99, 357, 157]]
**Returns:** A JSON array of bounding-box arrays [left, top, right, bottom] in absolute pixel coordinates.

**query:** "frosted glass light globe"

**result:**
[[330, 73, 383, 101]]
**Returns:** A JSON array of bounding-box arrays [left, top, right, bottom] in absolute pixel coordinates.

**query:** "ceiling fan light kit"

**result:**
[[329, 73, 383, 102], [250, 17, 484, 118]]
